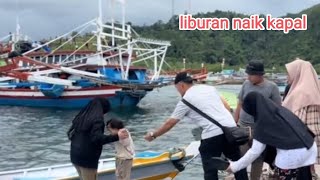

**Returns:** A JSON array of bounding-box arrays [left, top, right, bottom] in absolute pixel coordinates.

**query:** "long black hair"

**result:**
[[68, 97, 111, 136]]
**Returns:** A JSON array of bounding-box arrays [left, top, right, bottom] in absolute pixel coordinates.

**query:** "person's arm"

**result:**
[[228, 139, 266, 173], [145, 118, 179, 141], [271, 85, 282, 105], [234, 100, 244, 123], [234, 83, 245, 122], [145, 100, 189, 141], [234, 101, 242, 123], [220, 96, 231, 112], [90, 119, 119, 145]]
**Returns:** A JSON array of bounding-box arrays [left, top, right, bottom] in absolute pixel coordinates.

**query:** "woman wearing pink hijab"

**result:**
[[283, 59, 320, 178]]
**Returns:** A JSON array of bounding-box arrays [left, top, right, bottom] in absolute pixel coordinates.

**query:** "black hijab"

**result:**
[[243, 92, 314, 150], [71, 97, 111, 132]]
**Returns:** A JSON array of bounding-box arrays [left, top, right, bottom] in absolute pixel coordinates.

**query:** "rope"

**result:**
[[183, 153, 200, 168]]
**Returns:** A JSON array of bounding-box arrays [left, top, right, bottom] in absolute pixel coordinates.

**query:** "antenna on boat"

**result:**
[[15, 17, 20, 42], [221, 58, 225, 71], [12, 0, 21, 51], [109, 0, 126, 46], [121, 0, 126, 38], [188, 0, 191, 14], [110, 0, 115, 47], [97, 0, 103, 52], [97, 0, 106, 67]]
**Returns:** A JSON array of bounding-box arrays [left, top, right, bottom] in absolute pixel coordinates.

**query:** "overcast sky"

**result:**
[[0, 0, 319, 40]]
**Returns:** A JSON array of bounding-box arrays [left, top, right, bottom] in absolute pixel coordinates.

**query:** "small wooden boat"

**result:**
[[218, 90, 238, 110], [0, 141, 200, 180]]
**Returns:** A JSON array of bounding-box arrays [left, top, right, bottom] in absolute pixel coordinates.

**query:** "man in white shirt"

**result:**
[[144, 72, 248, 180]]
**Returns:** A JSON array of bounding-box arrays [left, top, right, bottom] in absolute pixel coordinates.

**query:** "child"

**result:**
[[106, 119, 135, 180]]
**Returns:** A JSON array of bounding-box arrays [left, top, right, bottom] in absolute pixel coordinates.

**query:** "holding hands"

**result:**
[[118, 128, 129, 139]]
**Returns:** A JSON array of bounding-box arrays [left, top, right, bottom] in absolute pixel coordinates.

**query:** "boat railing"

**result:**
[[135, 37, 171, 47], [22, 19, 96, 57], [83, 75, 167, 90], [0, 34, 11, 43], [1, 0, 171, 87]]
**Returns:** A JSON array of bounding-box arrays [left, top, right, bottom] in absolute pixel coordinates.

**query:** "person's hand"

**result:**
[[118, 128, 129, 140], [226, 162, 233, 173], [226, 165, 232, 173], [144, 132, 155, 142]]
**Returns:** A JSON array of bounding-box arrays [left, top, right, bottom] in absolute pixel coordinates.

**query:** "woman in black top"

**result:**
[[228, 92, 315, 180], [67, 97, 127, 180]]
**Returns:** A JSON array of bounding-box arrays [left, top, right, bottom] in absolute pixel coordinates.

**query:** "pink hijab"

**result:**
[[283, 59, 320, 112]]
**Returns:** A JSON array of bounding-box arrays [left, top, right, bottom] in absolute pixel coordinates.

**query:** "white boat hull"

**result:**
[[0, 141, 200, 180]]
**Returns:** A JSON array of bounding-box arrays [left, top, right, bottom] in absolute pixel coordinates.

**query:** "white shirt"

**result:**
[[115, 131, 135, 159], [170, 85, 236, 139], [230, 139, 317, 172]]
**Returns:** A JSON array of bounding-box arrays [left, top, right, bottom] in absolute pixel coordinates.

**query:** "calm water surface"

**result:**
[[0, 85, 241, 179]]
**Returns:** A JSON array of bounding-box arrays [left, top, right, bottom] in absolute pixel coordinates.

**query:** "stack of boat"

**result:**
[[205, 69, 247, 85]]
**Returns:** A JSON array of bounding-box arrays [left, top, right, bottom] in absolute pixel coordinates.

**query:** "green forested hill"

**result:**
[[132, 4, 320, 72]]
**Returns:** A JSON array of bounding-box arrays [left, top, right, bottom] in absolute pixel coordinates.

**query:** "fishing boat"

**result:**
[[218, 90, 238, 111], [0, 0, 171, 108], [0, 141, 200, 180], [153, 66, 208, 85], [205, 69, 246, 85], [265, 73, 287, 86]]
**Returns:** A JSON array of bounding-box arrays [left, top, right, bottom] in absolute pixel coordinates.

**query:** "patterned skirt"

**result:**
[[295, 105, 320, 164], [269, 166, 312, 180]]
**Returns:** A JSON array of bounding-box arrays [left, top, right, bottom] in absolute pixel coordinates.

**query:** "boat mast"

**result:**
[[97, 0, 104, 65], [121, 0, 126, 38], [221, 58, 225, 71], [111, 0, 115, 47], [12, 0, 21, 51], [15, 16, 20, 42], [120, 0, 132, 80]]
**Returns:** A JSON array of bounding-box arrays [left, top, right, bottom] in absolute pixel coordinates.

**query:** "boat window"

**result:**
[[54, 56, 60, 64], [82, 58, 87, 64], [61, 55, 67, 61], [48, 56, 53, 64], [22, 61, 28, 67], [128, 71, 138, 80]]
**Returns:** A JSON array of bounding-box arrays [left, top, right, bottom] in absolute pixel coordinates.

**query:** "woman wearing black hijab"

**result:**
[[227, 92, 317, 179], [67, 97, 128, 180]]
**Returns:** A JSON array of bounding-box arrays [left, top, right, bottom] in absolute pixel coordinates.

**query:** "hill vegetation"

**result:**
[[132, 4, 320, 73]]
